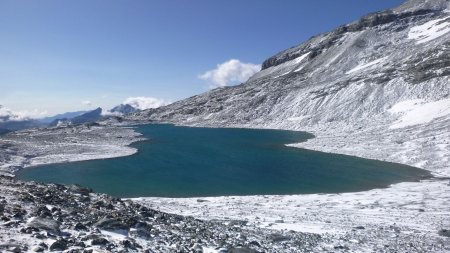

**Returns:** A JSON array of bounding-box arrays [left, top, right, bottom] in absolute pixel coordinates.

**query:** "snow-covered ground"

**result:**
[[133, 114, 450, 251], [134, 179, 449, 235], [408, 16, 450, 44], [388, 98, 450, 129], [0, 124, 144, 176], [346, 57, 387, 74]]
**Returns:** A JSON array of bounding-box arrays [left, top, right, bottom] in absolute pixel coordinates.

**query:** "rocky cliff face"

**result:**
[[130, 0, 450, 134]]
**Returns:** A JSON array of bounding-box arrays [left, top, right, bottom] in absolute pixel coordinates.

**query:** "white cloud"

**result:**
[[199, 59, 261, 88], [101, 110, 121, 117], [0, 105, 48, 122], [123, 97, 168, 110], [82, 100, 92, 106]]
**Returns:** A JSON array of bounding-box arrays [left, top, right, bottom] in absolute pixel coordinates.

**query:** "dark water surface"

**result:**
[[17, 124, 429, 198]]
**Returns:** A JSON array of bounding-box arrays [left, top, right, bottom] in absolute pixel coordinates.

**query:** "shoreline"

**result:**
[[131, 120, 449, 251], [12, 123, 432, 198], [0, 124, 145, 177], [0, 121, 449, 251]]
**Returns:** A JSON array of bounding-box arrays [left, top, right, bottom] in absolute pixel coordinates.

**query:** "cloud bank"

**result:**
[[199, 59, 261, 88], [123, 97, 168, 110], [0, 105, 48, 122]]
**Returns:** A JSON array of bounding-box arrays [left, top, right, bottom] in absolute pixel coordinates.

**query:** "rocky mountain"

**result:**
[[50, 108, 103, 127], [38, 110, 87, 124], [48, 105, 138, 127], [71, 107, 103, 125], [130, 0, 450, 135], [110, 104, 139, 115]]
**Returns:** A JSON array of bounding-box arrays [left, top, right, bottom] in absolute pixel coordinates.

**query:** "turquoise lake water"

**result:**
[[17, 124, 430, 198]]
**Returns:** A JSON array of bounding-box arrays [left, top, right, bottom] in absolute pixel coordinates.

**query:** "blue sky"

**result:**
[[0, 0, 405, 116]]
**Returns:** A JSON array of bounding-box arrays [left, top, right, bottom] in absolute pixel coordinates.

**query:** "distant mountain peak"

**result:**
[[110, 104, 138, 115]]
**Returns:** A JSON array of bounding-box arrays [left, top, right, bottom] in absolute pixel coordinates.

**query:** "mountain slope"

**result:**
[[131, 0, 449, 133], [129, 0, 450, 177], [67, 107, 103, 125], [39, 111, 87, 124]]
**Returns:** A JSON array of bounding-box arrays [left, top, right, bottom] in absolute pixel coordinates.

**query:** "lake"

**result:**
[[17, 124, 430, 198]]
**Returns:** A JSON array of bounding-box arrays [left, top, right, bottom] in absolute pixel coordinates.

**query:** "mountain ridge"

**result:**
[[129, 0, 450, 135]]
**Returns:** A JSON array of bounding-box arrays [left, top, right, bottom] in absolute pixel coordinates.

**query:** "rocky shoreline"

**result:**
[[0, 122, 448, 252], [0, 175, 328, 253]]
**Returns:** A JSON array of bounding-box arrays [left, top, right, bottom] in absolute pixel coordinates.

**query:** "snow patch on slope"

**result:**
[[388, 98, 450, 129], [250, 52, 310, 81], [408, 17, 450, 44], [293, 52, 311, 64], [346, 57, 387, 74]]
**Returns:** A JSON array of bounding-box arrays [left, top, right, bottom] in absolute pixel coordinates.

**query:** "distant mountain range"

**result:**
[[52, 107, 104, 126], [0, 103, 140, 132], [0, 128, 11, 135], [39, 111, 87, 124]]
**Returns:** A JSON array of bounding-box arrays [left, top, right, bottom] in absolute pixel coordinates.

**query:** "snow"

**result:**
[[100, 230, 128, 240], [287, 116, 307, 122], [346, 57, 386, 74], [293, 52, 310, 64], [408, 17, 450, 44], [203, 247, 226, 253], [272, 71, 290, 79], [388, 98, 450, 129], [0, 125, 144, 176], [134, 180, 450, 236], [250, 52, 310, 80]]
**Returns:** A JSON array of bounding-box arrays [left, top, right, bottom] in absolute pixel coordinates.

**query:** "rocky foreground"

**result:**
[[0, 174, 448, 253], [0, 175, 331, 253]]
